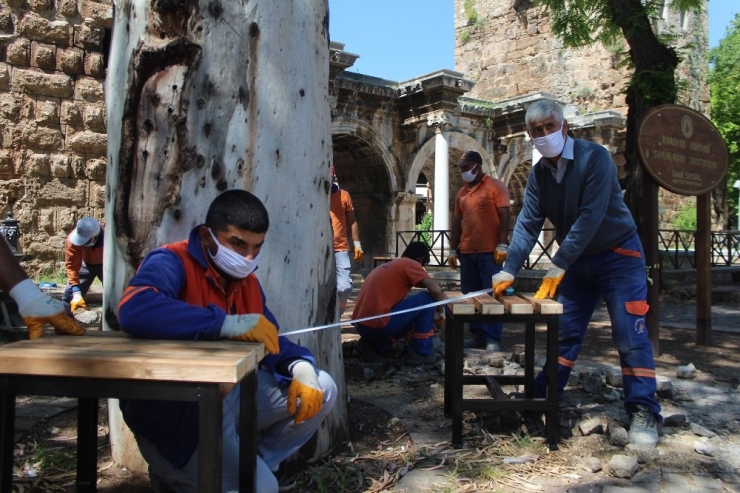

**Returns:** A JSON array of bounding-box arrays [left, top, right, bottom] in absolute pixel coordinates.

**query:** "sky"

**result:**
[[329, 0, 737, 83]]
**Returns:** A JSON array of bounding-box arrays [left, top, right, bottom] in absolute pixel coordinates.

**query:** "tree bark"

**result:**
[[104, 0, 346, 471]]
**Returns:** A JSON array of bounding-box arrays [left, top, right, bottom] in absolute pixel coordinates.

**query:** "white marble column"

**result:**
[[433, 125, 449, 232]]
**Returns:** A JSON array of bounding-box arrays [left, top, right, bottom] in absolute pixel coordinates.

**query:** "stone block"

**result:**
[[37, 179, 87, 205], [30, 0, 54, 13], [74, 23, 104, 50], [0, 93, 21, 119], [51, 153, 71, 178], [89, 179, 106, 206], [0, 10, 14, 34], [83, 103, 106, 130], [25, 153, 50, 177], [61, 101, 83, 126], [84, 52, 105, 77], [0, 150, 13, 174], [56, 47, 84, 74], [0, 63, 9, 90], [6, 0, 26, 8], [34, 99, 60, 126], [58, 0, 79, 17], [67, 130, 107, 153], [30, 42, 56, 69], [85, 157, 107, 181], [20, 14, 72, 45], [80, 1, 113, 29], [7, 38, 31, 66], [74, 76, 104, 102], [15, 68, 74, 98], [22, 125, 63, 150]]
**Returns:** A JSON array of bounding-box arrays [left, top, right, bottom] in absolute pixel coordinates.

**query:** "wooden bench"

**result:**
[[0, 332, 263, 492], [444, 291, 563, 451], [372, 256, 395, 268]]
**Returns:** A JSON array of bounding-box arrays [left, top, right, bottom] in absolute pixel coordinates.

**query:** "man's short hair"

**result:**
[[401, 241, 430, 264], [525, 100, 565, 131], [206, 190, 269, 234]]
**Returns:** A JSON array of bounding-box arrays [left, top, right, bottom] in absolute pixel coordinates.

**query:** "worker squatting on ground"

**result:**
[[62, 216, 104, 314], [0, 236, 85, 339], [491, 99, 661, 446], [117, 190, 338, 493], [352, 242, 447, 365]]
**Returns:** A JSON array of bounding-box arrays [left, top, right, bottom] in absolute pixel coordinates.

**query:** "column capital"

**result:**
[[426, 110, 454, 131]]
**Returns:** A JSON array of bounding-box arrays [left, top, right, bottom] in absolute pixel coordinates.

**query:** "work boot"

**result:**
[[520, 410, 546, 438], [485, 340, 501, 352], [403, 347, 441, 366], [463, 333, 485, 349], [628, 406, 659, 446]]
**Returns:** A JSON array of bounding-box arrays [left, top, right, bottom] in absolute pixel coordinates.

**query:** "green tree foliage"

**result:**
[[415, 212, 434, 246], [709, 13, 740, 229], [535, 0, 702, 231]]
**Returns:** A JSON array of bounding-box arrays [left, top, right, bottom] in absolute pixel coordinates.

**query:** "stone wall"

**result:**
[[0, 0, 111, 273], [454, 0, 709, 115]]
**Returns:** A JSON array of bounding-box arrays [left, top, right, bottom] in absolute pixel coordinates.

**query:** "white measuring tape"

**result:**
[[286, 287, 494, 336]]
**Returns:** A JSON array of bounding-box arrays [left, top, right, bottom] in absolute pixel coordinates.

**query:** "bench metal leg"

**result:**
[[451, 316, 464, 448], [545, 319, 559, 451], [0, 392, 15, 493], [199, 386, 223, 493], [524, 322, 535, 397], [77, 397, 99, 492], [239, 370, 257, 492]]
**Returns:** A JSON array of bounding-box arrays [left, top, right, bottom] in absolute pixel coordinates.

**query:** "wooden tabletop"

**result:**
[[0, 332, 264, 384]]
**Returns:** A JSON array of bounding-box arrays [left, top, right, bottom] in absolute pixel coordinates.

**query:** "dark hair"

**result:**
[[205, 190, 269, 234], [402, 242, 430, 264]]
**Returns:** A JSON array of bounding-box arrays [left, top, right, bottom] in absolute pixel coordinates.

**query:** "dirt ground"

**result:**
[[10, 292, 740, 492]]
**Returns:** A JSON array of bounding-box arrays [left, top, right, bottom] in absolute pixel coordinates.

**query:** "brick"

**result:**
[[15, 68, 74, 98], [34, 99, 60, 126], [58, 0, 79, 17], [74, 76, 104, 102], [30, 42, 56, 70], [61, 101, 83, 126], [67, 129, 107, 153], [83, 103, 106, 130], [56, 47, 84, 74], [7, 38, 30, 66], [22, 125, 63, 150], [0, 10, 14, 34], [0, 93, 20, 124], [84, 52, 105, 77], [80, 1, 113, 29], [20, 13, 72, 45]]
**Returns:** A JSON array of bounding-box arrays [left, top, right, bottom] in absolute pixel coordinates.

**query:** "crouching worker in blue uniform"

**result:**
[[117, 189, 338, 493]]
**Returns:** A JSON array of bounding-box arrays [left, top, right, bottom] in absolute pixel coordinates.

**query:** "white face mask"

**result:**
[[461, 164, 479, 183], [207, 229, 259, 279], [532, 123, 566, 158]]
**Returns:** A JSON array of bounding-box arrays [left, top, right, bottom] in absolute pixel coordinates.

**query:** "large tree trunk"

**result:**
[[103, 0, 345, 471]]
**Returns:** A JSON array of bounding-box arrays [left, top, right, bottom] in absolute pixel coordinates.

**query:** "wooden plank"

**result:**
[[446, 291, 476, 314], [473, 294, 504, 315], [496, 295, 534, 315], [516, 293, 564, 315]]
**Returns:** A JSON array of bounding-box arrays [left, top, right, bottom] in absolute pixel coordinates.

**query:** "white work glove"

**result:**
[[492, 271, 515, 296], [10, 279, 85, 339], [288, 361, 323, 424], [220, 314, 279, 354], [70, 289, 88, 312], [447, 249, 458, 270], [534, 265, 566, 300], [494, 243, 508, 265]]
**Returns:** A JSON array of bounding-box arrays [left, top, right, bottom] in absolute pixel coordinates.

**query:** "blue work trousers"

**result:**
[[533, 233, 661, 418], [355, 292, 436, 355], [459, 252, 503, 342]]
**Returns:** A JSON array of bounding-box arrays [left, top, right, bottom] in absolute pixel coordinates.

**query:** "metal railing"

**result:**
[[391, 229, 740, 269]]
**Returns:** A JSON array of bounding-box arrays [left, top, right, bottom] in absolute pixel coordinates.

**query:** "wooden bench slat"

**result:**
[[516, 293, 564, 314], [495, 295, 534, 314], [473, 294, 504, 315]]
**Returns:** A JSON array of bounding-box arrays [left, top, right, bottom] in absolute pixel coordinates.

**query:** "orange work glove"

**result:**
[[447, 250, 458, 270], [492, 271, 515, 296], [70, 290, 88, 312], [353, 241, 364, 262], [10, 279, 86, 339], [534, 266, 566, 300], [287, 361, 323, 424], [220, 314, 279, 354], [494, 243, 508, 265]]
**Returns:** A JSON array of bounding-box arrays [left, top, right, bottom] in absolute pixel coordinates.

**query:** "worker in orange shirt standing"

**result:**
[[330, 166, 363, 315]]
